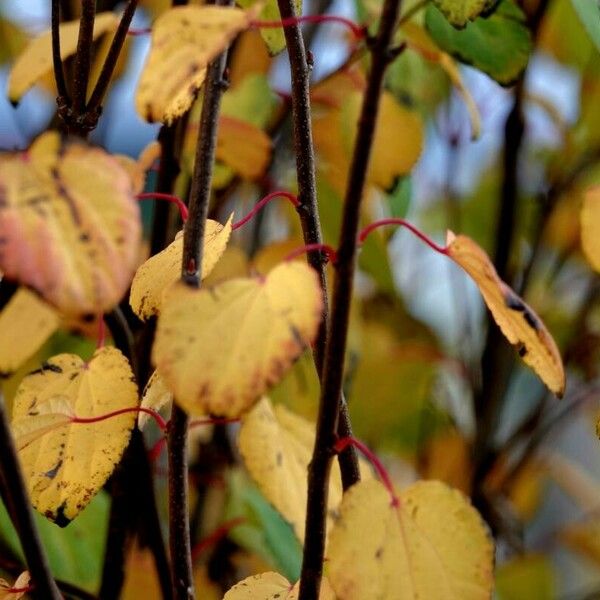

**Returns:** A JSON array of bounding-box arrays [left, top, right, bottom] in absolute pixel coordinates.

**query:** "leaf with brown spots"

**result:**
[[129, 216, 232, 320], [0, 287, 59, 377], [11, 347, 138, 525], [0, 132, 142, 316], [238, 398, 347, 542], [327, 479, 494, 600], [446, 231, 565, 396], [223, 571, 335, 599], [152, 262, 323, 417], [135, 5, 258, 123]]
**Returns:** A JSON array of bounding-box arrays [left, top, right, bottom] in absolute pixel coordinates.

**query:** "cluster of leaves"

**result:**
[[0, 0, 598, 598]]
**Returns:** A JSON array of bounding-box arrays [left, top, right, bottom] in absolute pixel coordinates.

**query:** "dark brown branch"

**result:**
[[51, 0, 70, 105], [72, 0, 97, 119], [0, 395, 62, 600], [277, 0, 360, 489], [298, 0, 404, 596], [170, 3, 232, 597], [87, 0, 139, 116]]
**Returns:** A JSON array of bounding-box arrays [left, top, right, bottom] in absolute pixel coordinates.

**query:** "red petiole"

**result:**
[[285, 242, 338, 264], [136, 192, 189, 222], [71, 407, 169, 432], [191, 517, 246, 561], [334, 436, 400, 507], [232, 191, 299, 231]]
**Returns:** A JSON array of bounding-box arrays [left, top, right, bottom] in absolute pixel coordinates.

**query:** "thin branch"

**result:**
[[298, 0, 404, 596], [170, 2, 232, 597], [72, 0, 97, 120], [0, 395, 62, 600], [87, 0, 139, 115], [277, 0, 361, 491], [51, 0, 70, 104]]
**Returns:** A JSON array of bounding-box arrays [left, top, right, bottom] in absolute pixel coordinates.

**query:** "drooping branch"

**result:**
[[0, 395, 62, 600], [277, 0, 360, 490], [169, 2, 232, 597], [298, 0, 404, 596]]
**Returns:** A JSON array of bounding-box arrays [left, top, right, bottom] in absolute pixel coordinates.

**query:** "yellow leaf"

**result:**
[[238, 398, 344, 541], [203, 245, 249, 286], [11, 347, 138, 525], [581, 186, 600, 272], [8, 12, 119, 103], [129, 216, 233, 320], [495, 555, 554, 600], [153, 261, 323, 417], [251, 239, 306, 274], [216, 116, 272, 180], [560, 520, 600, 568], [0, 571, 31, 600], [224, 572, 335, 599], [0, 132, 142, 316], [446, 231, 565, 396], [121, 543, 162, 600], [138, 370, 172, 429], [0, 288, 59, 377], [327, 479, 494, 600], [115, 141, 162, 194], [136, 5, 256, 123]]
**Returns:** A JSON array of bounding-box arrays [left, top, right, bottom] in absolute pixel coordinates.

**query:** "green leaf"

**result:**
[[433, 0, 499, 28], [224, 470, 303, 581], [570, 0, 600, 53], [0, 491, 109, 592], [425, 0, 532, 85], [388, 177, 412, 219], [495, 554, 555, 600]]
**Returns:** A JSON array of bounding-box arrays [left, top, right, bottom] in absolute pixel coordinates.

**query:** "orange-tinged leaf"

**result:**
[[216, 116, 272, 180], [0, 571, 31, 600], [153, 262, 323, 417], [135, 5, 256, 123], [11, 347, 138, 525], [224, 572, 335, 599], [560, 520, 600, 568], [238, 398, 345, 541], [0, 132, 141, 316], [581, 186, 600, 272], [7, 12, 119, 103], [327, 479, 494, 600], [446, 231, 565, 396], [129, 216, 232, 320], [0, 288, 59, 376]]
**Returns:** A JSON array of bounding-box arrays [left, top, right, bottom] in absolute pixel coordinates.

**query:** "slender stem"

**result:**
[[285, 243, 338, 264], [137, 192, 190, 222], [72, 0, 96, 119], [277, 0, 361, 494], [358, 218, 449, 254], [298, 0, 403, 596], [0, 395, 61, 600], [169, 2, 232, 597], [51, 0, 70, 104], [251, 14, 366, 39], [87, 0, 139, 114], [71, 406, 168, 431], [231, 190, 299, 231], [190, 517, 246, 561]]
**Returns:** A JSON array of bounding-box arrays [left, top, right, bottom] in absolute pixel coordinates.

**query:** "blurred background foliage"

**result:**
[[0, 0, 599, 598]]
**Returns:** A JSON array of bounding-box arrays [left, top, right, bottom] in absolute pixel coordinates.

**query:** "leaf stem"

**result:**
[[358, 218, 449, 254], [284, 243, 338, 264], [190, 517, 246, 561], [298, 0, 404, 595], [51, 0, 70, 104], [251, 14, 366, 39], [0, 395, 62, 600], [70, 406, 168, 431], [137, 192, 190, 222], [231, 190, 299, 231], [87, 0, 139, 115], [71, 0, 97, 123]]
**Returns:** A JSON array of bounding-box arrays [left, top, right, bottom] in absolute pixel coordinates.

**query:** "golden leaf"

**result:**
[[581, 186, 600, 272], [238, 398, 345, 541], [136, 5, 257, 123], [327, 479, 494, 600], [8, 12, 119, 103], [153, 262, 323, 417], [0, 132, 142, 316], [11, 347, 138, 525], [0, 288, 59, 376], [224, 572, 335, 599], [446, 231, 565, 396], [130, 216, 232, 320], [138, 369, 172, 429]]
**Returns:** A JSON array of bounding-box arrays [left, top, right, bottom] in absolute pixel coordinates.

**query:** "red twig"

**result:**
[[137, 192, 189, 222], [71, 407, 169, 432], [334, 437, 399, 507], [191, 517, 246, 561], [251, 15, 366, 39], [285, 242, 338, 264], [231, 191, 300, 231], [358, 218, 449, 255]]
